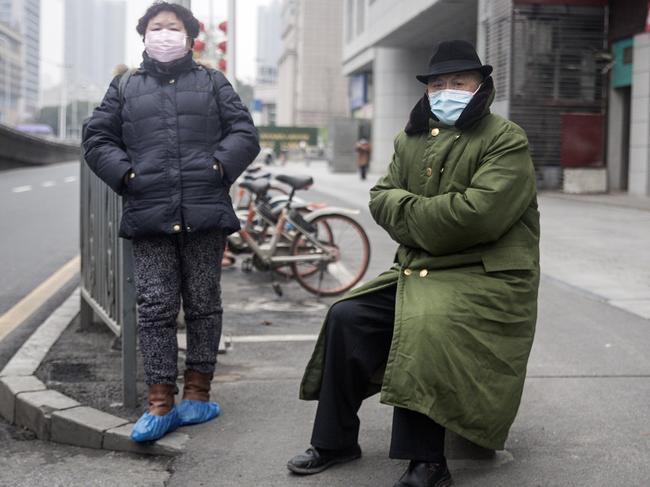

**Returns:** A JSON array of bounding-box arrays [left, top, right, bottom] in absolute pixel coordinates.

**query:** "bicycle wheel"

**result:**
[[271, 208, 329, 279], [290, 213, 370, 296]]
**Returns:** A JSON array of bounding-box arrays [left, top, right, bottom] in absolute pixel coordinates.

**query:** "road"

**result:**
[[0, 160, 82, 373], [0, 161, 80, 316]]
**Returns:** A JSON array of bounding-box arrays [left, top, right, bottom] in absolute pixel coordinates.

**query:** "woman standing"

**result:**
[[83, 2, 259, 442]]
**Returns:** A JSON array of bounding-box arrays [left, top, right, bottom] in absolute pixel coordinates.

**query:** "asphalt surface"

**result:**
[[2, 160, 650, 486], [0, 160, 80, 378], [0, 161, 80, 316]]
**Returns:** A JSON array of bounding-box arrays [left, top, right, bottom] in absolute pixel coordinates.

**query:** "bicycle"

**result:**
[[229, 174, 326, 278], [229, 174, 371, 297], [233, 164, 289, 210], [223, 165, 293, 268]]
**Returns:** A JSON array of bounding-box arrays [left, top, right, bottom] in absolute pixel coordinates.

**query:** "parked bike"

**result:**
[[228, 174, 370, 297]]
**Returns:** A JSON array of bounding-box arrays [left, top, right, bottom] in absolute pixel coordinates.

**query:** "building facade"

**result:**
[[62, 0, 125, 138], [343, 0, 614, 186], [607, 0, 650, 196], [253, 0, 282, 126], [277, 0, 348, 127], [0, 20, 22, 124], [0, 0, 39, 122], [64, 0, 126, 102], [479, 0, 608, 190], [342, 0, 478, 174]]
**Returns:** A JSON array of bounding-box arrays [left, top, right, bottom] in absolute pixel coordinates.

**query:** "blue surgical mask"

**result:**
[[428, 88, 477, 126]]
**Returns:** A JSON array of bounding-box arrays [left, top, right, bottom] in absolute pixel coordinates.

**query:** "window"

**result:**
[[622, 46, 632, 65]]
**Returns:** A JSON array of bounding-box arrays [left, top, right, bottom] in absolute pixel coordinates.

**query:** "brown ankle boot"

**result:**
[[182, 370, 213, 402], [148, 384, 176, 416]]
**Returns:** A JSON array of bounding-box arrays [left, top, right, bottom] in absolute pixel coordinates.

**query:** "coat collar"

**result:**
[[404, 76, 495, 136], [140, 50, 196, 78]]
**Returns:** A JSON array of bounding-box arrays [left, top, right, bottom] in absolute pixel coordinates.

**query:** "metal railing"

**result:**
[[79, 153, 137, 408]]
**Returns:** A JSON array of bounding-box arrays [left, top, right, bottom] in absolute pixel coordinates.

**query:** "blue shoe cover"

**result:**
[[130, 406, 181, 442], [177, 399, 220, 426]]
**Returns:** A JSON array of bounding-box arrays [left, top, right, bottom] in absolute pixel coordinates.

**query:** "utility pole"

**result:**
[[207, 0, 216, 65], [227, 0, 236, 90], [0, 37, 11, 124], [59, 66, 67, 139]]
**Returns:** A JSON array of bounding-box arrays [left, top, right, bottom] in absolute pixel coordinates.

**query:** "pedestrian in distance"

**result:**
[[355, 137, 371, 180], [261, 146, 274, 165], [82, 1, 259, 443], [287, 40, 540, 487]]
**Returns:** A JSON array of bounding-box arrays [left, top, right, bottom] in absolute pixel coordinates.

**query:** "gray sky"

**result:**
[[40, 0, 272, 89]]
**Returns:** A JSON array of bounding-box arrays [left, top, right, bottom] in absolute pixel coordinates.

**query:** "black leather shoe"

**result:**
[[287, 445, 362, 475], [393, 460, 453, 487]]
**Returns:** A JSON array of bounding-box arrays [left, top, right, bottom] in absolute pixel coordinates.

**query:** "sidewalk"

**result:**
[[172, 163, 650, 486], [4, 162, 650, 486], [538, 192, 650, 320]]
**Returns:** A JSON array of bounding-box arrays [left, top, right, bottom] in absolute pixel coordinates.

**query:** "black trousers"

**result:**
[[359, 164, 368, 180], [310, 285, 446, 462], [132, 230, 226, 385]]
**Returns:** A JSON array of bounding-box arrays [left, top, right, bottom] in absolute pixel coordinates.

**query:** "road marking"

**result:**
[[177, 333, 317, 351], [230, 334, 318, 343], [225, 297, 327, 312], [327, 261, 354, 285], [41, 181, 56, 188], [63, 176, 77, 183], [0, 255, 80, 343], [12, 185, 32, 193]]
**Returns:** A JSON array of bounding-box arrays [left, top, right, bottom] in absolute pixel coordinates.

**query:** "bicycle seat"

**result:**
[[243, 172, 271, 181], [239, 179, 270, 196], [246, 164, 264, 174], [275, 174, 313, 190]]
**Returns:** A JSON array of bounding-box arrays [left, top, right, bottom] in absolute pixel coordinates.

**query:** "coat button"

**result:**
[[440, 167, 445, 174], [129, 172, 135, 179], [213, 163, 218, 170], [169, 78, 175, 84], [419, 269, 428, 277], [431, 128, 440, 136], [172, 224, 181, 232], [426, 167, 433, 177], [404, 269, 412, 276]]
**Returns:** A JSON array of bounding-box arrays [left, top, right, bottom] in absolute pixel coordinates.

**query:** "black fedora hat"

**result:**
[[416, 40, 492, 84]]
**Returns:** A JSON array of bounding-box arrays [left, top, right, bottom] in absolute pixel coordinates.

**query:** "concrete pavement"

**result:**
[[538, 192, 650, 320], [2, 160, 649, 486]]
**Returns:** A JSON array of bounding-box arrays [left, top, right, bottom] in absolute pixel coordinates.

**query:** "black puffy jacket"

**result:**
[[82, 52, 260, 239]]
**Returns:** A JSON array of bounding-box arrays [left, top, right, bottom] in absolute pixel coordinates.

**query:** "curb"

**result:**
[[0, 287, 188, 456]]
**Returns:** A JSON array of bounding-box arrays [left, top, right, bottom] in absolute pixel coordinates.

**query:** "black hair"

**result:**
[[136, 1, 200, 40]]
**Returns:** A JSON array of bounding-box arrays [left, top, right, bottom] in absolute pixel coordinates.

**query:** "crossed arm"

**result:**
[[368, 130, 535, 256]]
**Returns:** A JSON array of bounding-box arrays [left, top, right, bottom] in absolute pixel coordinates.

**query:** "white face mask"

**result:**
[[144, 29, 188, 63], [428, 86, 480, 126]]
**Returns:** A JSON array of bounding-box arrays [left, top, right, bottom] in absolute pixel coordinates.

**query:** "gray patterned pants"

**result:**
[[132, 230, 226, 385]]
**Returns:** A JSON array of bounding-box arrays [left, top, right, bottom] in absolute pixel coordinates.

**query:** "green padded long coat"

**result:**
[[299, 77, 540, 451]]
